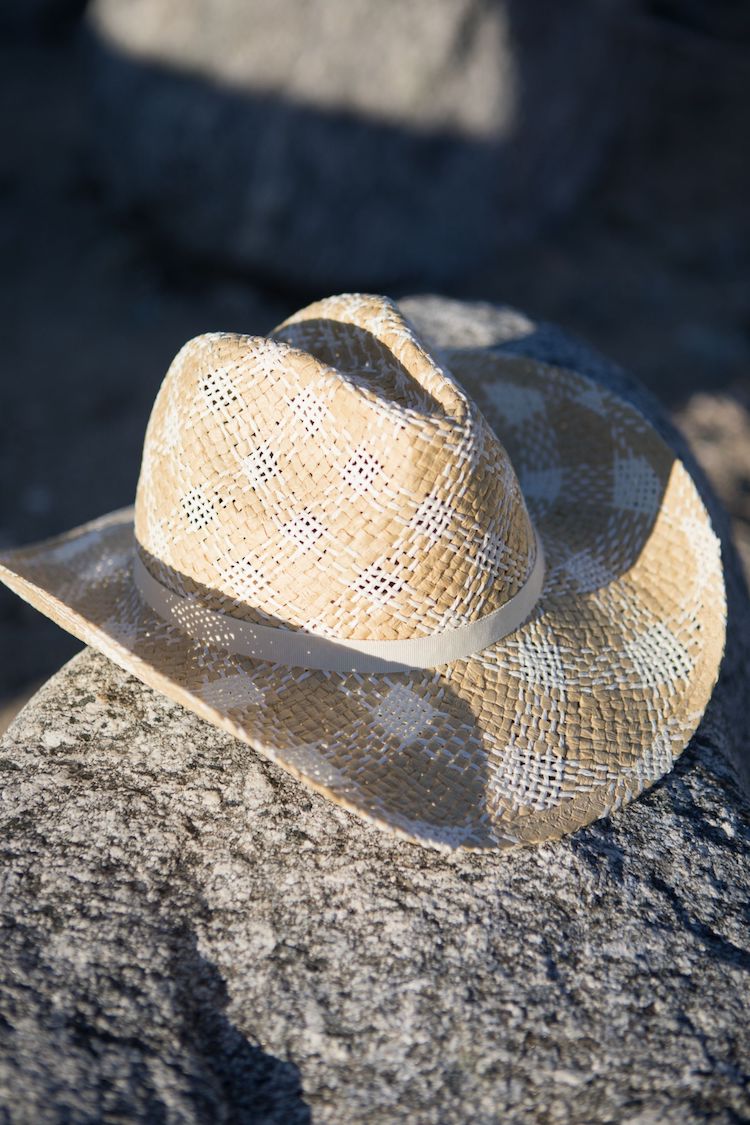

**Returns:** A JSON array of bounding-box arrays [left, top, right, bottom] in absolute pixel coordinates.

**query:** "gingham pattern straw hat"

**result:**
[[0, 294, 726, 850]]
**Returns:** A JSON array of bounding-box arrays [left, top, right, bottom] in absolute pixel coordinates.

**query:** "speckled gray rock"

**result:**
[[85, 0, 628, 287], [1, 300, 749, 1124]]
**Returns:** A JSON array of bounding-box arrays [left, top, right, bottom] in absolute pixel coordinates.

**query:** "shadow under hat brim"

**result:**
[[0, 356, 727, 850]]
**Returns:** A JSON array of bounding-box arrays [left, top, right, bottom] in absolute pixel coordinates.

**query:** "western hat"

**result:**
[[0, 294, 726, 850]]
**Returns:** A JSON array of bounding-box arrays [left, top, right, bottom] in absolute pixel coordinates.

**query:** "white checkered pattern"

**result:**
[[520, 467, 562, 504], [564, 550, 615, 594], [288, 387, 329, 434], [341, 448, 383, 496], [507, 632, 568, 690], [200, 368, 241, 414], [219, 557, 273, 604], [281, 510, 325, 552], [242, 442, 280, 489], [180, 487, 218, 530], [473, 525, 512, 578], [283, 743, 349, 789], [355, 562, 407, 608], [370, 684, 437, 747], [199, 673, 264, 710], [483, 381, 545, 425], [613, 454, 662, 516], [490, 741, 568, 811], [621, 622, 693, 689], [410, 493, 455, 544]]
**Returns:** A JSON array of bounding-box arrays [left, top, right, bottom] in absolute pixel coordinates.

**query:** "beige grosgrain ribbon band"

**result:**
[[133, 542, 545, 673]]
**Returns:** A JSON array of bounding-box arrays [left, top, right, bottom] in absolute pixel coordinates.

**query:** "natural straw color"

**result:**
[[0, 294, 726, 850]]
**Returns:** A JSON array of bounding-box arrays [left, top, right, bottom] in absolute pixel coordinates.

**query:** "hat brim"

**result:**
[[0, 354, 726, 850]]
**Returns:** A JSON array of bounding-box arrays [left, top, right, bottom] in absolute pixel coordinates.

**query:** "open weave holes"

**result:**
[[0, 295, 725, 850]]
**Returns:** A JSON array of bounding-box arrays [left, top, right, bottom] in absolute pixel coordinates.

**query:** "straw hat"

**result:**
[[0, 294, 726, 850]]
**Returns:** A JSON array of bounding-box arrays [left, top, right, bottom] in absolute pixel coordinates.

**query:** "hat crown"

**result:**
[[134, 294, 536, 642]]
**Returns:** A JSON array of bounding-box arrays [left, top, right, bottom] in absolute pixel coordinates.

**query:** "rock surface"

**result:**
[[1, 299, 749, 1123], [85, 0, 627, 287]]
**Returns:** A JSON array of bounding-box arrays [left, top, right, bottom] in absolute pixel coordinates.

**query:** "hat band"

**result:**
[[132, 542, 545, 674]]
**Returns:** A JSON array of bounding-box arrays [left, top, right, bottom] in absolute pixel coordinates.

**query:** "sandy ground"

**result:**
[[1, 18, 748, 729]]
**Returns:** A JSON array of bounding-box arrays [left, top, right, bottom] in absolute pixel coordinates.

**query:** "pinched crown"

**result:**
[[134, 294, 536, 642]]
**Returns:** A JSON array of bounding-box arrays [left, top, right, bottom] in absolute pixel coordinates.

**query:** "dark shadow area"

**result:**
[[270, 315, 470, 416], [271, 317, 450, 415], [568, 819, 627, 885], [0, 0, 88, 40], [169, 925, 312, 1124], [648, 872, 750, 974]]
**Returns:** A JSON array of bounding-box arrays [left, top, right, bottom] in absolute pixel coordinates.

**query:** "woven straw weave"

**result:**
[[135, 294, 535, 640], [0, 295, 726, 850]]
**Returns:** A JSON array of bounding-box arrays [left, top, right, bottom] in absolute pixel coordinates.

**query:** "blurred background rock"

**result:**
[[86, 0, 627, 287], [1, 0, 748, 727]]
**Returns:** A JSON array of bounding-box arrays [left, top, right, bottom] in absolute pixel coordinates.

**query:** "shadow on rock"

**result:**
[[168, 924, 312, 1124]]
